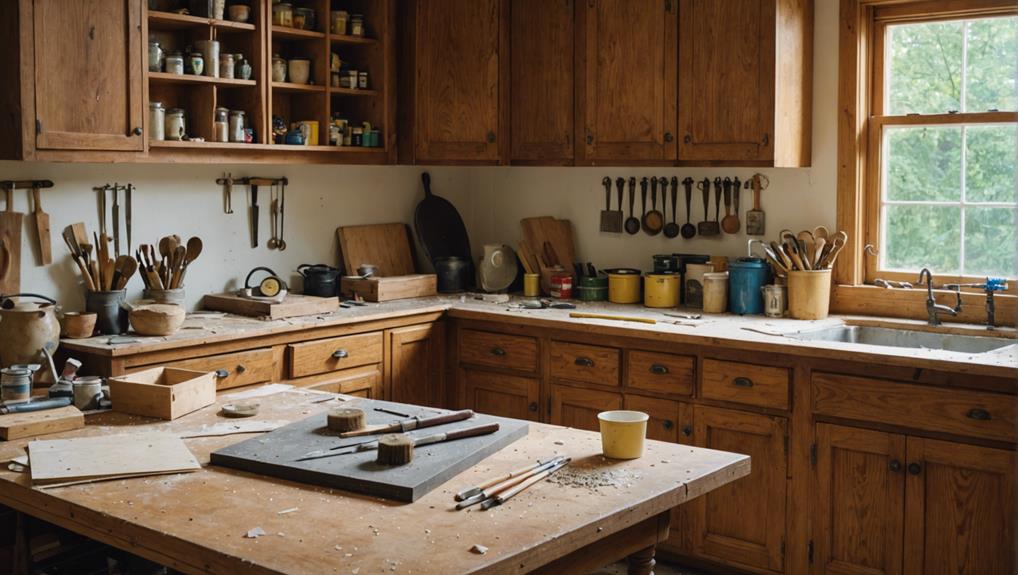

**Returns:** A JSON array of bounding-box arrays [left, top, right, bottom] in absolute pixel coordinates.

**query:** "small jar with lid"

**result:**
[[331, 10, 348, 35], [351, 126, 363, 146], [358, 71, 368, 90], [164, 51, 185, 75], [148, 41, 163, 72], [188, 51, 204, 76], [271, 55, 287, 83], [165, 108, 186, 141], [349, 14, 364, 36], [149, 102, 165, 141], [272, 2, 293, 27], [228, 110, 246, 142], [294, 7, 315, 31], [219, 53, 235, 79], [236, 54, 252, 80], [214, 107, 229, 142]]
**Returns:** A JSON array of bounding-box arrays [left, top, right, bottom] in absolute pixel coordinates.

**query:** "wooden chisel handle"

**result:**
[[340, 409, 475, 437], [414, 422, 500, 447]]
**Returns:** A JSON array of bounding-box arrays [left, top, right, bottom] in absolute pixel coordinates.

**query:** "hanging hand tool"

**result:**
[[296, 422, 499, 461], [96, 185, 108, 239], [125, 184, 133, 254], [339, 408, 475, 438], [278, 180, 287, 251], [624, 177, 639, 235], [745, 174, 768, 235], [267, 185, 278, 250], [697, 178, 718, 236], [217, 173, 235, 214], [27, 182, 52, 265], [721, 177, 739, 234], [250, 183, 259, 248], [112, 183, 121, 257]]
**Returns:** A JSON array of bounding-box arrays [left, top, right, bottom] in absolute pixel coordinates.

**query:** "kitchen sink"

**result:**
[[786, 325, 1018, 354]]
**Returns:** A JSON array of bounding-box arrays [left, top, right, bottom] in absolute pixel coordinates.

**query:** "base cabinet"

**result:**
[[461, 369, 540, 421], [387, 323, 445, 407], [548, 383, 621, 432]]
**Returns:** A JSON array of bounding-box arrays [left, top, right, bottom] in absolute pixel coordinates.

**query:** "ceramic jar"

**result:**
[[236, 54, 252, 80], [271, 55, 287, 82], [188, 51, 204, 76], [288, 58, 310, 84], [195, 40, 220, 77], [164, 51, 184, 75], [0, 294, 60, 373], [165, 108, 185, 141], [219, 53, 235, 79]]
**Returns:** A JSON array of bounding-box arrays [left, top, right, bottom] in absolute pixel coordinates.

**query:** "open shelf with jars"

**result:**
[[144, 0, 392, 162]]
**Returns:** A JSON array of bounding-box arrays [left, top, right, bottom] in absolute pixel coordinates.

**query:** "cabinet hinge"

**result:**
[[807, 540, 814, 563], [810, 443, 817, 467], [35, 119, 42, 134]]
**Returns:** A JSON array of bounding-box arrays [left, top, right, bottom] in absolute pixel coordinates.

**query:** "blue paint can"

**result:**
[[728, 257, 771, 315]]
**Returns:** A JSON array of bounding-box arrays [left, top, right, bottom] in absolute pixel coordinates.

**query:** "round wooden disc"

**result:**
[[326, 408, 366, 432], [376, 433, 414, 465]]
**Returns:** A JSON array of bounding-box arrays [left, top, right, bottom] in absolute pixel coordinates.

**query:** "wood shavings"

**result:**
[[244, 527, 266, 538], [547, 467, 642, 492], [470, 544, 488, 554], [277, 507, 299, 515]]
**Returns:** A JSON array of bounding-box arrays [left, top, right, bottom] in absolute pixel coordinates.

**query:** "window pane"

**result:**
[[964, 207, 1017, 277], [885, 126, 961, 202], [884, 205, 961, 273], [965, 17, 1018, 113], [966, 125, 1018, 203], [888, 21, 962, 115]]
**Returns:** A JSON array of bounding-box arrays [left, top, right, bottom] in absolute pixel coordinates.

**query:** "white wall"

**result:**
[[1, 0, 840, 310]]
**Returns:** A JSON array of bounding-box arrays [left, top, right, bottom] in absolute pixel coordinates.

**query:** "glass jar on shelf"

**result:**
[[188, 51, 204, 76], [331, 10, 349, 35], [149, 102, 165, 141], [350, 14, 364, 36], [272, 3, 293, 27], [148, 41, 163, 72], [214, 107, 229, 142], [164, 51, 185, 75], [229, 110, 246, 143], [165, 108, 186, 141], [219, 53, 235, 80]]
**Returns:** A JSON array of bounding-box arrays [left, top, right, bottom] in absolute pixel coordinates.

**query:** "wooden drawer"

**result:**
[[626, 351, 694, 396], [161, 348, 274, 391], [813, 372, 1017, 443], [459, 329, 539, 372], [550, 341, 621, 387], [304, 365, 382, 399], [287, 332, 383, 378], [701, 358, 790, 410]]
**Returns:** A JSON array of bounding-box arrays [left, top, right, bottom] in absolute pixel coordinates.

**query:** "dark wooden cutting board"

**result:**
[[210, 399, 529, 502]]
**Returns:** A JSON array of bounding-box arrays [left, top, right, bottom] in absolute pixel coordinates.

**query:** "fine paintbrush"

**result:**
[[479, 458, 571, 510], [455, 457, 566, 510], [454, 456, 562, 501]]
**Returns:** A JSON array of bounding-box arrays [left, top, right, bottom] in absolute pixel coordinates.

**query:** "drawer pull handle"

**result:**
[[663, 419, 675, 430], [528, 402, 538, 412], [575, 357, 594, 368], [908, 462, 922, 475], [215, 369, 230, 379], [649, 364, 669, 375], [889, 459, 902, 472], [967, 408, 991, 421], [682, 426, 692, 437], [490, 347, 507, 357], [235, 364, 246, 374], [332, 349, 349, 360], [732, 377, 754, 388]]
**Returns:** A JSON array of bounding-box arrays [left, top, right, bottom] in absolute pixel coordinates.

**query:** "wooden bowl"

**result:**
[[130, 304, 185, 336], [60, 312, 97, 339]]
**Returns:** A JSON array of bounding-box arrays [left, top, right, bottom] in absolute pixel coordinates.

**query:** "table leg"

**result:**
[[626, 544, 656, 575]]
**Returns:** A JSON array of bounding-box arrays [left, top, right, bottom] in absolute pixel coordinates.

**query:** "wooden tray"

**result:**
[[203, 292, 340, 319], [108, 367, 215, 420], [340, 274, 437, 302], [0, 405, 83, 441], [210, 399, 529, 502]]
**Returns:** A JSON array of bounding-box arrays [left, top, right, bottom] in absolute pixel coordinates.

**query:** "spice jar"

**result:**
[[550, 274, 573, 299], [149, 102, 165, 141], [273, 2, 293, 27], [351, 127, 363, 146], [165, 51, 185, 75], [331, 10, 348, 35], [358, 71, 368, 90], [229, 110, 246, 142], [165, 108, 185, 141], [350, 14, 364, 36], [294, 7, 315, 31], [271, 55, 287, 83], [219, 53, 235, 79], [148, 41, 163, 72], [214, 107, 229, 142], [0, 367, 32, 404], [236, 54, 252, 80], [331, 71, 340, 87], [188, 51, 204, 76]]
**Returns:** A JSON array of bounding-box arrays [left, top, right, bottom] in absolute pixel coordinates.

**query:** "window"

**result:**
[[866, 5, 1018, 283]]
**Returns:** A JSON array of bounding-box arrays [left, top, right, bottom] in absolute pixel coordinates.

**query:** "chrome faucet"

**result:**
[[917, 268, 962, 326]]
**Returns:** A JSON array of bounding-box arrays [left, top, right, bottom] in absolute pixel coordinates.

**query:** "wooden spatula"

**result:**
[[31, 185, 51, 265], [0, 186, 23, 294]]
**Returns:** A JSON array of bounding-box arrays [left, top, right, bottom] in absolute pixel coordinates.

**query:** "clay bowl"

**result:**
[[129, 304, 185, 336], [60, 312, 98, 339]]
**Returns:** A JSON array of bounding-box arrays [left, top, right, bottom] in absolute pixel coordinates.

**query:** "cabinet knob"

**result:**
[[682, 426, 692, 437], [732, 377, 754, 388], [332, 349, 349, 359], [132, 127, 142, 136], [528, 402, 538, 412], [486, 131, 496, 144], [649, 364, 669, 375], [215, 369, 230, 379], [684, 133, 692, 144], [586, 134, 594, 145], [235, 364, 246, 374], [663, 132, 674, 143], [489, 347, 506, 357], [663, 419, 675, 430], [889, 459, 902, 472], [908, 462, 922, 475], [762, 133, 770, 146], [967, 408, 991, 421], [574, 357, 594, 368]]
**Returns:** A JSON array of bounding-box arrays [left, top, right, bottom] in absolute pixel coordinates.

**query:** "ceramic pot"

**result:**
[[130, 303, 186, 336], [60, 312, 97, 339], [288, 58, 310, 84], [0, 294, 60, 369]]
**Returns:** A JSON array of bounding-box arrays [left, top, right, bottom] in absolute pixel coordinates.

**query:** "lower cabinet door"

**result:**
[[462, 369, 541, 421], [814, 423, 906, 575], [305, 365, 383, 399], [904, 437, 1015, 575], [691, 405, 787, 574], [548, 384, 621, 432], [387, 323, 445, 407]]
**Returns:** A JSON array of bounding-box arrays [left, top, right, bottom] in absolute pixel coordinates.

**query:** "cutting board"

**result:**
[[0, 189, 23, 294], [211, 399, 529, 502], [203, 292, 340, 320], [340, 274, 437, 302], [28, 432, 201, 486], [0, 405, 84, 441], [337, 223, 415, 277], [521, 217, 576, 271]]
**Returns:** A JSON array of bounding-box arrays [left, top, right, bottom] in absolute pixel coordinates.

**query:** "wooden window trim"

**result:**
[[833, 0, 1017, 326]]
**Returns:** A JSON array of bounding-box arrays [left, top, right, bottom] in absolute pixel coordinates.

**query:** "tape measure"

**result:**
[[240, 267, 288, 302]]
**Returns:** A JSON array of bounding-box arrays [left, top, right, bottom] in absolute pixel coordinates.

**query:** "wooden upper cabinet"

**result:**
[[32, 0, 144, 152], [510, 0, 574, 164], [678, 0, 811, 166], [576, 0, 677, 164], [402, 0, 507, 164]]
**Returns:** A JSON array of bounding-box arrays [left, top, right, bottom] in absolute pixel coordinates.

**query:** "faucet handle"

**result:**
[[985, 278, 1008, 292]]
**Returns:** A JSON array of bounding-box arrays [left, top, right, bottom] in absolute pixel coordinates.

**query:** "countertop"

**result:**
[[60, 295, 1018, 379]]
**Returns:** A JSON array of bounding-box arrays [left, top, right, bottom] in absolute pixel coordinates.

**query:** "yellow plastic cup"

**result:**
[[597, 410, 649, 459]]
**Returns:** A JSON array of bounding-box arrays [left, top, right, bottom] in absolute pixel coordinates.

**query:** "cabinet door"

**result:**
[[577, 0, 677, 163], [462, 369, 540, 421], [32, 0, 144, 151], [510, 0, 573, 163], [904, 438, 1015, 575], [387, 323, 445, 407], [691, 405, 787, 573], [815, 424, 905, 575], [549, 384, 621, 431], [414, 0, 505, 163], [677, 0, 775, 162], [306, 366, 383, 399]]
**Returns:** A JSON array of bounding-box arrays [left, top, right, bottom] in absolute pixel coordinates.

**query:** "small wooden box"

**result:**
[[340, 274, 438, 302], [108, 367, 216, 420]]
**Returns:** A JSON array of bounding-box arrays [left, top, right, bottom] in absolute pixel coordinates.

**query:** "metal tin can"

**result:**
[[728, 257, 771, 315], [0, 367, 32, 404], [761, 284, 786, 318], [606, 269, 641, 304], [523, 273, 540, 297], [643, 272, 680, 308], [550, 274, 573, 299]]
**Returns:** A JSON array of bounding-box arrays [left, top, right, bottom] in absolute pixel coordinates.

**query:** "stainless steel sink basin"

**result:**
[[787, 325, 1018, 354]]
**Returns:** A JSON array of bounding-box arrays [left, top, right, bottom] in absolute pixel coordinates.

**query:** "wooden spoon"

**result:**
[[176, 236, 203, 288], [169, 245, 186, 289]]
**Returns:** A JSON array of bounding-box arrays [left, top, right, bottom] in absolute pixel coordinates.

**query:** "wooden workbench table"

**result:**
[[0, 388, 749, 575]]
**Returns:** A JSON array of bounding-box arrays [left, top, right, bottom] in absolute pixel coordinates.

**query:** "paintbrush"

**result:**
[[479, 458, 571, 510], [455, 457, 566, 509]]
